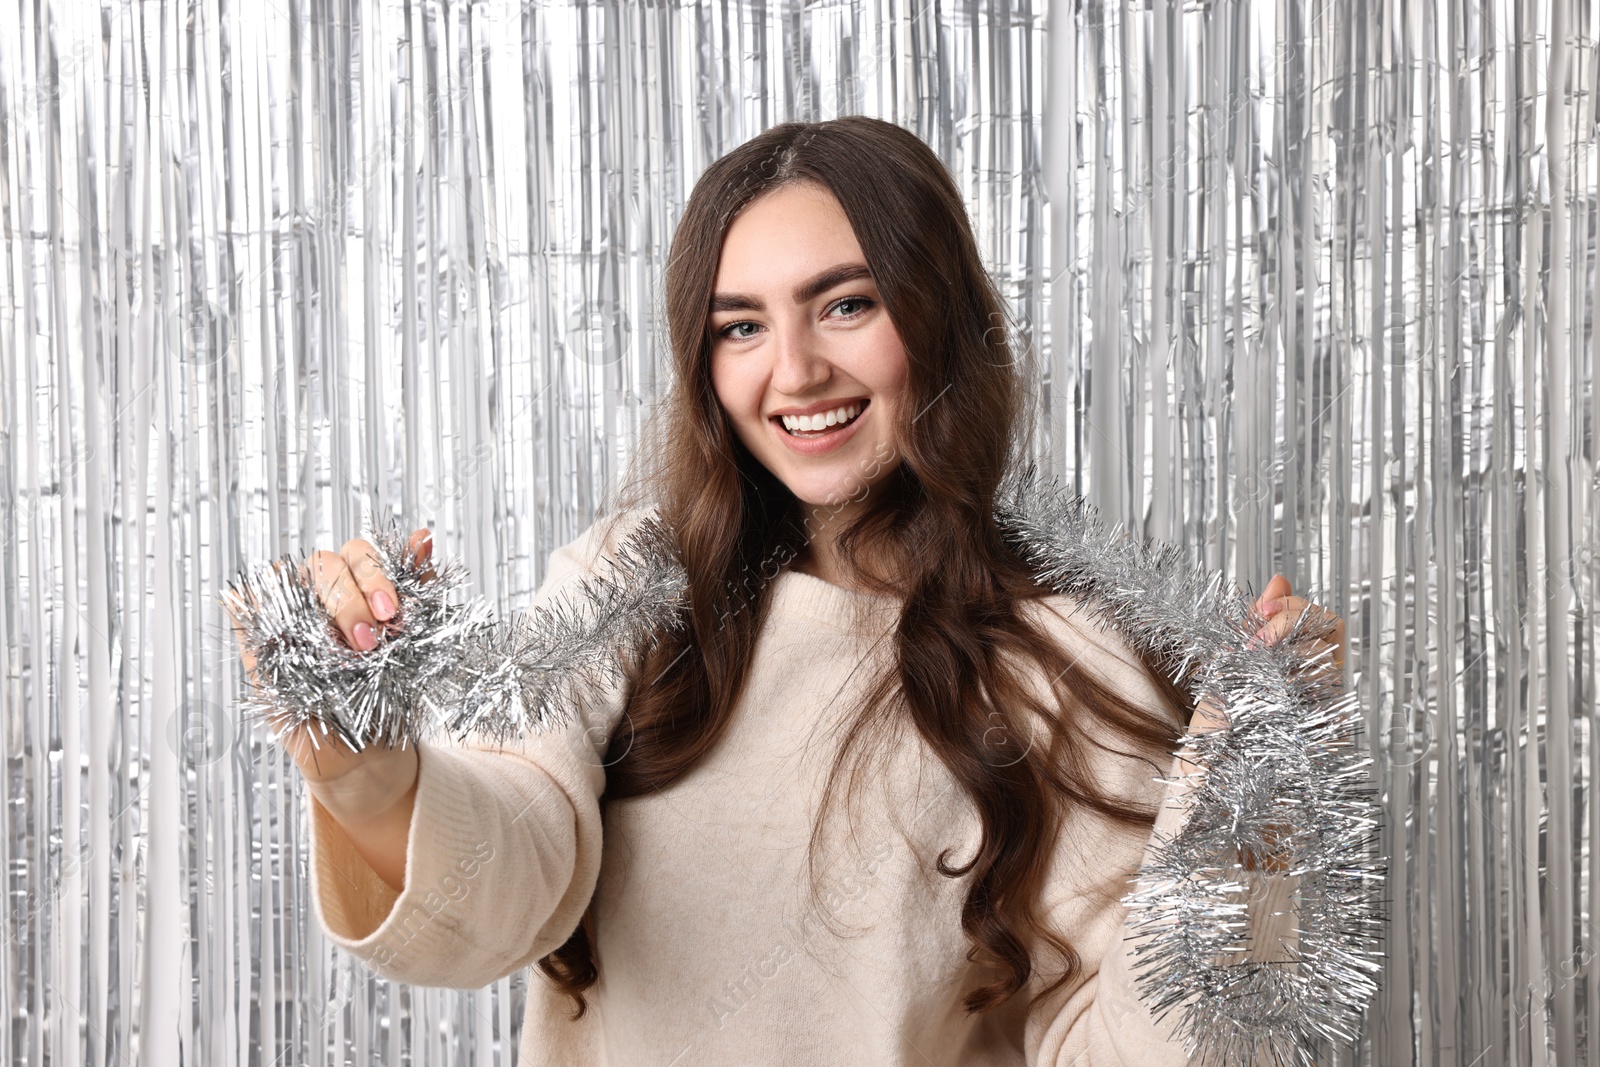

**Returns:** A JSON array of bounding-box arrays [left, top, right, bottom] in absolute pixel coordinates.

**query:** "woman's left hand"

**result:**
[[1246, 573, 1346, 672], [1187, 573, 1347, 737], [1183, 574, 1347, 871]]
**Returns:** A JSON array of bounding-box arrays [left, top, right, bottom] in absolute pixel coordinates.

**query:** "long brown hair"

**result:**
[[536, 116, 1192, 1021]]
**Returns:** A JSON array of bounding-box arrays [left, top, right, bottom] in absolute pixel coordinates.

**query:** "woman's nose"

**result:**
[[768, 322, 831, 394]]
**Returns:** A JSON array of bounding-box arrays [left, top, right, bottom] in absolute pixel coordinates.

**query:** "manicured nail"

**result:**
[[1259, 597, 1282, 618], [352, 622, 378, 651], [372, 590, 396, 620]]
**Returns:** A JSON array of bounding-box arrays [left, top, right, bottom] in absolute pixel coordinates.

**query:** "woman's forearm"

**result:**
[[306, 744, 420, 893]]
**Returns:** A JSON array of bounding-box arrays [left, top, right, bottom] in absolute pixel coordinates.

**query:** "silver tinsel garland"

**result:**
[[222, 514, 689, 750], [226, 474, 1383, 1062], [995, 467, 1385, 1066]]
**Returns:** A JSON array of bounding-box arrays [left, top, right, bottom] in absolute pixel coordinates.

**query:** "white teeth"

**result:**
[[787, 405, 857, 433], [781, 403, 862, 435]]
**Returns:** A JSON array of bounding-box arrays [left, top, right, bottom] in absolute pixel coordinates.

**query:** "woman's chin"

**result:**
[[779, 456, 900, 512], [784, 477, 876, 517]]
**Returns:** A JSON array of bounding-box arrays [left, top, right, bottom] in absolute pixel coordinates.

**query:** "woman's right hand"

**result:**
[[229, 528, 436, 893], [228, 528, 436, 785]]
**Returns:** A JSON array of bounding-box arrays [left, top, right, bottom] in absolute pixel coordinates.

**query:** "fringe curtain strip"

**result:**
[[0, 1, 1593, 1065]]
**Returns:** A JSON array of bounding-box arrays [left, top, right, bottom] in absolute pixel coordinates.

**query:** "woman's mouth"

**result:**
[[777, 400, 866, 437], [770, 399, 870, 455]]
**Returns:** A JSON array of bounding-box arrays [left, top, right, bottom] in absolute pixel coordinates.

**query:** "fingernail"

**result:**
[[372, 590, 396, 620], [1259, 598, 1282, 618], [352, 622, 377, 651]]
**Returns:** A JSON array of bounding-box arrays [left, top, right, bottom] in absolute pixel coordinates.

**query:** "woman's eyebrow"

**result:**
[[710, 262, 874, 313]]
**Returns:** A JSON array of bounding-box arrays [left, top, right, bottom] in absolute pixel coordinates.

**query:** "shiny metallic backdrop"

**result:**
[[0, 1, 1593, 1064]]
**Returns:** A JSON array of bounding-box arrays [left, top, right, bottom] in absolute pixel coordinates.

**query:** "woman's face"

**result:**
[[708, 183, 909, 517]]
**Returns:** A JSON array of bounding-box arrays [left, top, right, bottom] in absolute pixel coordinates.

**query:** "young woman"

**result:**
[[240, 116, 1345, 1064]]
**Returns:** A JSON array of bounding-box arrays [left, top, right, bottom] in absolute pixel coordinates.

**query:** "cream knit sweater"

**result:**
[[307, 510, 1299, 1065]]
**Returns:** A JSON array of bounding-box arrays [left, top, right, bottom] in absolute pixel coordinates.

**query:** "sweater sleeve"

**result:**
[[1022, 599, 1302, 1066], [304, 508, 656, 989]]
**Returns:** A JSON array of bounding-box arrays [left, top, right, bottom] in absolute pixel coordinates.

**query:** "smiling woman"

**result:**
[[289, 116, 1317, 1066]]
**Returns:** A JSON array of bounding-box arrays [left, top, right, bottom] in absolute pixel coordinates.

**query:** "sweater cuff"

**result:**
[[308, 742, 502, 976], [1145, 750, 1303, 965], [1092, 756, 1208, 1054], [1096, 911, 1189, 1057], [1099, 751, 1305, 1055]]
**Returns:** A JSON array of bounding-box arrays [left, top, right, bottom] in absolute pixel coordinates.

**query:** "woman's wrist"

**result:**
[[305, 743, 421, 830]]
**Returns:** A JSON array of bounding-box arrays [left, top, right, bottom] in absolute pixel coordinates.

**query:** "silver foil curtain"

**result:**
[[1042, 3, 1595, 1065], [0, 2, 1593, 1066], [0, 1, 1048, 1064]]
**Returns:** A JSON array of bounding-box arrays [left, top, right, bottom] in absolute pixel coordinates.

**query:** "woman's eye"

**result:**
[[719, 321, 761, 340], [829, 297, 874, 319]]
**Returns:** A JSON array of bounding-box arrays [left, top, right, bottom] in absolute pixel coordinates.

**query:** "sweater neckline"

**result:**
[[770, 565, 902, 630]]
